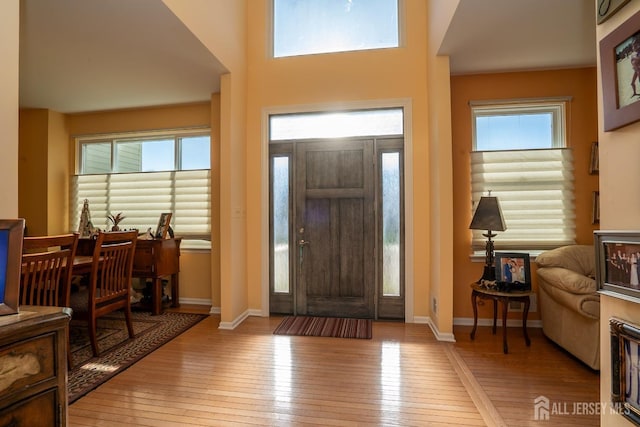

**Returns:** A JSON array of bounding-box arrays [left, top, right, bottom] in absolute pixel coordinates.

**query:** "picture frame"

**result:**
[[598, 0, 631, 25], [592, 191, 600, 225], [589, 141, 599, 175], [494, 252, 531, 291], [0, 219, 25, 315], [595, 230, 640, 301], [601, 9, 640, 131], [154, 212, 172, 239], [610, 317, 640, 425]]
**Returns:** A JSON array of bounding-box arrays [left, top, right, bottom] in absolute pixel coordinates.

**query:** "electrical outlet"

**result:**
[[507, 294, 537, 313], [432, 297, 437, 313]]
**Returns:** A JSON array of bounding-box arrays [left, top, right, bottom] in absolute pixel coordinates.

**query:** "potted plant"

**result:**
[[107, 212, 126, 231]]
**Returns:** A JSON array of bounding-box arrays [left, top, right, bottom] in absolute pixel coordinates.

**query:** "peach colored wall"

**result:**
[[19, 109, 49, 235], [597, 3, 640, 426], [47, 110, 71, 234], [451, 68, 599, 322], [245, 0, 431, 322], [165, 1, 248, 325], [0, 0, 19, 218]]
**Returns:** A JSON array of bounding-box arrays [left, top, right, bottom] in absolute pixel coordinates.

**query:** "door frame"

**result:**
[[260, 99, 415, 321]]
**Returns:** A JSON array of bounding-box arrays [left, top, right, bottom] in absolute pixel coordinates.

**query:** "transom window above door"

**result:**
[[272, 0, 400, 58]]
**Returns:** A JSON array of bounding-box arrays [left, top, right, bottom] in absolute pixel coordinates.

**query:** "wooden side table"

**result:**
[[470, 283, 534, 354]]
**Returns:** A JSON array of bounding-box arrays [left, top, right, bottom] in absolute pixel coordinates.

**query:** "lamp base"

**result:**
[[476, 264, 496, 284]]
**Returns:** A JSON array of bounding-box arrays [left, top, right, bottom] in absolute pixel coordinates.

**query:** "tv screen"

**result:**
[[0, 219, 24, 315]]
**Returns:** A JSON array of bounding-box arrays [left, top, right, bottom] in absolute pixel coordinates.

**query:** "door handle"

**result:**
[[298, 239, 310, 267]]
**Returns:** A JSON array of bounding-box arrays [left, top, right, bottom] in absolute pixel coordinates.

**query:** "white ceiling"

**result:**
[[439, 0, 597, 75], [18, 0, 597, 114], [19, 0, 227, 113]]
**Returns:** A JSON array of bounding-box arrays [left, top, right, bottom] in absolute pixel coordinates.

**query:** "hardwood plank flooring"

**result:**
[[68, 308, 599, 426]]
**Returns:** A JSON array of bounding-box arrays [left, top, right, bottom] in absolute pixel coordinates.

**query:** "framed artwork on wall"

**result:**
[[595, 230, 640, 301], [601, 9, 640, 131], [610, 317, 640, 425], [598, 0, 631, 24]]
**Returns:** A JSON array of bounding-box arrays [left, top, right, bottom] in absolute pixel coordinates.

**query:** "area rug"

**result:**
[[68, 311, 207, 403], [273, 316, 372, 339]]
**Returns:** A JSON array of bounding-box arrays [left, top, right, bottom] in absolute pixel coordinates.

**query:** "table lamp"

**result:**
[[469, 193, 506, 283]]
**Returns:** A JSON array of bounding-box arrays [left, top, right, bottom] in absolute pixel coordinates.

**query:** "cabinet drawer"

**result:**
[[0, 388, 57, 426], [0, 333, 56, 399]]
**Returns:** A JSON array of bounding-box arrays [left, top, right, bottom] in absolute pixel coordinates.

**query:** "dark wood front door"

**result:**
[[295, 139, 375, 318]]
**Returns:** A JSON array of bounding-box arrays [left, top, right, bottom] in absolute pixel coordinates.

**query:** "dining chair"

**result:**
[[69, 230, 138, 357], [21, 233, 79, 367], [21, 233, 79, 307]]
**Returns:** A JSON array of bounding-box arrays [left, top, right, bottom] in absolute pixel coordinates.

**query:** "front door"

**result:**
[[296, 139, 375, 318]]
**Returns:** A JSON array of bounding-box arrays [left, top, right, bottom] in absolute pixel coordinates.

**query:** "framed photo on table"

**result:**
[[601, 9, 640, 131], [494, 252, 531, 291], [155, 213, 172, 239]]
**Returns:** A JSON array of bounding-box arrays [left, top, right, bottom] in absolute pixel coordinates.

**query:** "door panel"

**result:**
[[296, 140, 374, 318]]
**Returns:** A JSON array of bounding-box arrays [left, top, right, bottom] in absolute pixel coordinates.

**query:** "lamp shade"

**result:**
[[469, 196, 506, 232]]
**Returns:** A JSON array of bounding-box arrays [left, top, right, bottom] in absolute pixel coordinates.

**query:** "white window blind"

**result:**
[[70, 170, 211, 242], [470, 148, 575, 250]]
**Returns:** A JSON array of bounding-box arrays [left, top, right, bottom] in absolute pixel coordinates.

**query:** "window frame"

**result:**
[[76, 128, 210, 175], [270, 0, 403, 59], [469, 98, 575, 254]]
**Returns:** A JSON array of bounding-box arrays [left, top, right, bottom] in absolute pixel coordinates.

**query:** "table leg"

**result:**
[[470, 290, 479, 340], [151, 277, 163, 315], [492, 300, 498, 335], [522, 296, 531, 346], [171, 273, 180, 308], [502, 298, 509, 354]]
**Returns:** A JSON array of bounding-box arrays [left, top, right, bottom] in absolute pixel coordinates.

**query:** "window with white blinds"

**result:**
[[72, 130, 211, 249], [470, 99, 575, 251], [470, 149, 575, 250]]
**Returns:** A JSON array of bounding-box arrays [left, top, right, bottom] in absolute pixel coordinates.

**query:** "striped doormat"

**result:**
[[273, 316, 372, 339]]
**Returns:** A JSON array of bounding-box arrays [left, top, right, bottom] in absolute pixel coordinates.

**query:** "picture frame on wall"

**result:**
[[494, 252, 531, 292], [610, 317, 640, 425], [155, 212, 172, 239], [592, 191, 600, 225], [595, 230, 640, 301], [0, 219, 25, 316], [598, 0, 631, 24], [589, 141, 599, 175], [601, 9, 640, 131]]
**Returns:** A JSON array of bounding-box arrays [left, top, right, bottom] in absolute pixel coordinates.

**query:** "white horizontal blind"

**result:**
[[70, 170, 210, 240], [470, 148, 575, 250]]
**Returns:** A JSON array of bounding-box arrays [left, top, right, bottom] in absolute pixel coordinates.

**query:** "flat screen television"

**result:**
[[0, 219, 24, 315]]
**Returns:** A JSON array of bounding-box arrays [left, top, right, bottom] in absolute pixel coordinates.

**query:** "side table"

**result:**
[[470, 283, 534, 354]]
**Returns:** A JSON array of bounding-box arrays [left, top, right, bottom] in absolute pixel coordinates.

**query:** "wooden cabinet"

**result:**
[[0, 306, 71, 426]]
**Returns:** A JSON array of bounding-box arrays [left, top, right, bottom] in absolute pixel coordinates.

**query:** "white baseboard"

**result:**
[[413, 316, 456, 342], [218, 310, 250, 330], [178, 297, 212, 307]]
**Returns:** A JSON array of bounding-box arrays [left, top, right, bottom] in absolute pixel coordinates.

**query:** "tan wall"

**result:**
[[165, 0, 248, 324], [245, 0, 433, 321], [597, 4, 640, 426], [451, 68, 599, 322], [0, 0, 19, 218]]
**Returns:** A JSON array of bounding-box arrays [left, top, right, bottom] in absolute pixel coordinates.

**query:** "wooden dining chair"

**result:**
[[21, 233, 79, 367], [21, 233, 79, 307], [69, 230, 138, 357]]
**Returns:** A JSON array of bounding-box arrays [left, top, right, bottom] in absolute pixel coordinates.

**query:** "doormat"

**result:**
[[273, 316, 372, 339], [69, 310, 207, 404]]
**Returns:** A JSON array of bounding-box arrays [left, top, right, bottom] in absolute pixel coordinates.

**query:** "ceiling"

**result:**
[[19, 0, 227, 114], [439, 0, 597, 75], [18, 0, 597, 114]]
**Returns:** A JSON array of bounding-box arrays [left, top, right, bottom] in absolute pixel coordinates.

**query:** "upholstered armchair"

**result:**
[[535, 245, 600, 370]]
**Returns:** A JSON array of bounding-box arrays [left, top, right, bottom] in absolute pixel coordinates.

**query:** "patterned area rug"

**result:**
[[273, 316, 372, 339], [69, 311, 207, 403]]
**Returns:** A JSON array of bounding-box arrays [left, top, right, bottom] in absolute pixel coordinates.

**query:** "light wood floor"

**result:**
[[68, 307, 599, 426]]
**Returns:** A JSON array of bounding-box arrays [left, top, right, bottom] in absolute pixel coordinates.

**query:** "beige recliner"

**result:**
[[535, 245, 600, 370]]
